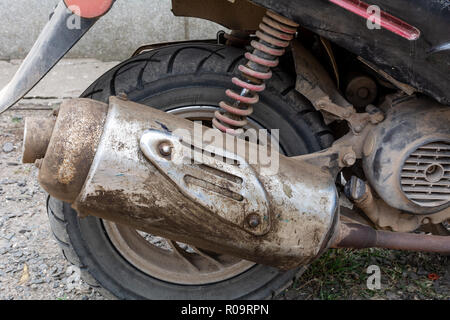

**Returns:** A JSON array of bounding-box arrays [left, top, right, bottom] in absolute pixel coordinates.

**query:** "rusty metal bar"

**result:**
[[332, 223, 450, 254]]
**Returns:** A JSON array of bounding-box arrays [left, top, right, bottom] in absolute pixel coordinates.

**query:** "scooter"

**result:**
[[1, 0, 449, 299]]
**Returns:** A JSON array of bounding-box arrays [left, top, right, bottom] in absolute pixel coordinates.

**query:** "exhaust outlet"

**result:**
[[24, 97, 340, 269], [23, 99, 109, 202], [22, 117, 56, 164]]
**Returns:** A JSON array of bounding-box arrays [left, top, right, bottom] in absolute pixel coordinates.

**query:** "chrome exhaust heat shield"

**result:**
[[24, 97, 339, 269]]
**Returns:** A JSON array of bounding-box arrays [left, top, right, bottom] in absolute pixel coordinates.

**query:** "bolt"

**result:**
[[158, 142, 172, 157], [247, 214, 261, 228], [342, 152, 356, 167], [345, 176, 367, 201]]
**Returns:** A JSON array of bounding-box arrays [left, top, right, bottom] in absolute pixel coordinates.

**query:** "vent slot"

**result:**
[[184, 175, 244, 202], [401, 141, 450, 208], [180, 140, 241, 166]]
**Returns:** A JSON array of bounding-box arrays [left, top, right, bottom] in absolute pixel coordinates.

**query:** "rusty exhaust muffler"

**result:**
[[23, 97, 450, 269], [24, 97, 339, 269]]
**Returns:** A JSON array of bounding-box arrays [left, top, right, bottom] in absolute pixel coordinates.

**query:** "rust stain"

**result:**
[[283, 184, 293, 198], [58, 158, 76, 185]]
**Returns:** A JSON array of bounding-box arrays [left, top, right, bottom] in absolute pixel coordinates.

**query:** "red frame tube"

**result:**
[[329, 0, 420, 40]]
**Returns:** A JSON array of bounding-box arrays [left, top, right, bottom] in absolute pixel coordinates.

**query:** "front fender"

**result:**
[[0, 0, 114, 114]]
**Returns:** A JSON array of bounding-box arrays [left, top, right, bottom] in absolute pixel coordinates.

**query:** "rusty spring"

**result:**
[[213, 11, 299, 135]]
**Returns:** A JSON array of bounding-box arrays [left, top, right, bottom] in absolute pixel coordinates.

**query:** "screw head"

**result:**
[[158, 142, 172, 157], [247, 214, 261, 228]]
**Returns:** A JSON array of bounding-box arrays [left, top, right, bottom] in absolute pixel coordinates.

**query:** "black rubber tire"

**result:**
[[47, 43, 333, 300]]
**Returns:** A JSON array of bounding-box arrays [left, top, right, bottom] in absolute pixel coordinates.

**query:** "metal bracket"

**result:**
[[140, 129, 271, 236], [295, 123, 376, 179], [292, 41, 384, 134]]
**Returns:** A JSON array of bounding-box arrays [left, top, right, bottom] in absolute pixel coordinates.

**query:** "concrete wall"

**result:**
[[0, 0, 226, 61]]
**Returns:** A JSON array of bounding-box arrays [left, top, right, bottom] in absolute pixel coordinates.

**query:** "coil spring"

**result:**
[[213, 11, 299, 135]]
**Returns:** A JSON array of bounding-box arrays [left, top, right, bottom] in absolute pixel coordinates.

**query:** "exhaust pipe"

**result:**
[[24, 97, 339, 270], [332, 223, 450, 254]]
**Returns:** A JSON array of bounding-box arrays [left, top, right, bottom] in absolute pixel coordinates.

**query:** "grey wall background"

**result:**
[[0, 0, 225, 61]]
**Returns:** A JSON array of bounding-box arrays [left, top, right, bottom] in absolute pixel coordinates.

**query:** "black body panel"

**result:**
[[252, 0, 450, 105]]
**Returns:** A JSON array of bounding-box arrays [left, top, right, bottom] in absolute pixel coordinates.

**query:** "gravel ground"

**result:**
[[0, 106, 448, 301], [0, 108, 105, 300]]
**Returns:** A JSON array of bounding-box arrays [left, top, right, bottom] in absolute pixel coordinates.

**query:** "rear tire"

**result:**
[[47, 43, 333, 299]]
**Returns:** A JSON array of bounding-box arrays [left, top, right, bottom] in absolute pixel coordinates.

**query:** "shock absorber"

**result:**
[[213, 11, 299, 135]]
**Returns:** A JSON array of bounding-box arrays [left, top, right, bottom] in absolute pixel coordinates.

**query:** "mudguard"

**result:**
[[0, 0, 114, 114]]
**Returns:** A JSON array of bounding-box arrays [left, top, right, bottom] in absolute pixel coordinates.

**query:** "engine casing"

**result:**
[[363, 97, 450, 214]]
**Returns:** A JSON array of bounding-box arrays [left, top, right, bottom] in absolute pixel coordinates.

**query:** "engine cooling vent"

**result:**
[[401, 141, 450, 208]]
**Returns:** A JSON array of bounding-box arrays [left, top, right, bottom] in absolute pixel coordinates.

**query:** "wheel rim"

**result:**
[[103, 105, 269, 285]]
